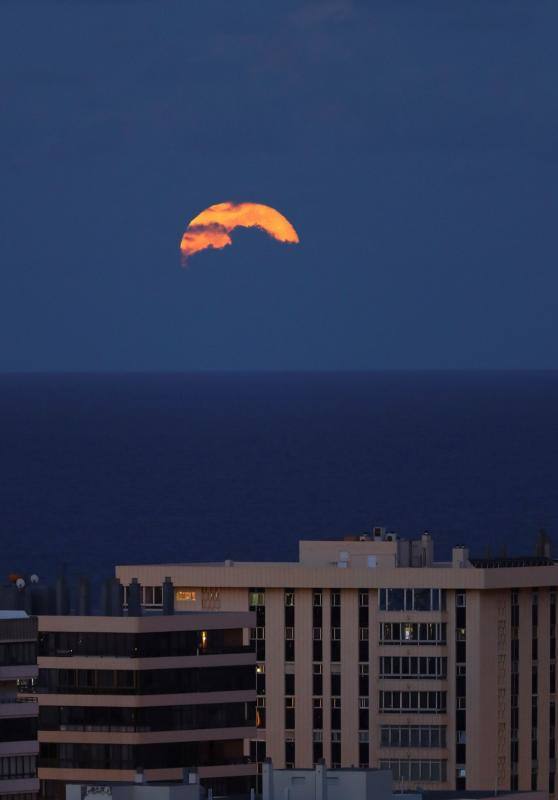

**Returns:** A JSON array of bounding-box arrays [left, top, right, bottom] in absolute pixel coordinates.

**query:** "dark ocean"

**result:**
[[1, 372, 558, 586]]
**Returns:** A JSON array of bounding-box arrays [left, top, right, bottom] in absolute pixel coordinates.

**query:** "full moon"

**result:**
[[179, 201, 300, 264]]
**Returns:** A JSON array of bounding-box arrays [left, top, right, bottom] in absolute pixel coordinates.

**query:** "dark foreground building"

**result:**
[[0, 611, 39, 800], [8, 577, 256, 800]]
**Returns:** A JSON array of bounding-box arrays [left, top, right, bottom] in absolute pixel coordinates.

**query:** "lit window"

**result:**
[[175, 590, 196, 602]]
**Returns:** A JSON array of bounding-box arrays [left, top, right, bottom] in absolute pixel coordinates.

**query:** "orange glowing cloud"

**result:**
[[180, 202, 299, 263]]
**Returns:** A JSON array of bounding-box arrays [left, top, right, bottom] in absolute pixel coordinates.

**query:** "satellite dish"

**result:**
[[30, 574, 39, 584], [15, 578, 26, 589]]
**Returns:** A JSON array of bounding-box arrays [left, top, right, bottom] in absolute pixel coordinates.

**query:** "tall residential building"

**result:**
[[116, 528, 558, 797], [0, 610, 39, 800], [16, 579, 256, 800]]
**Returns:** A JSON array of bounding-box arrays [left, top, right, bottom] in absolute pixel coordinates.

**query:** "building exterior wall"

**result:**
[[0, 612, 39, 798], [116, 537, 558, 797]]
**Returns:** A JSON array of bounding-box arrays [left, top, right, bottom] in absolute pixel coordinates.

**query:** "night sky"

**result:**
[[1, 0, 557, 370]]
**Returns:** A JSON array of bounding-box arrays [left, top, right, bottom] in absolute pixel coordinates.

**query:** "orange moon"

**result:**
[[179, 201, 299, 263]]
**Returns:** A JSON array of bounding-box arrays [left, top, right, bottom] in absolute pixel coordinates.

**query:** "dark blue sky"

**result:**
[[1, 0, 557, 370]]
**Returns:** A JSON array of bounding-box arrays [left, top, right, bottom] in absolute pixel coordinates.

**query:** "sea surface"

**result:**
[[1, 372, 558, 587]]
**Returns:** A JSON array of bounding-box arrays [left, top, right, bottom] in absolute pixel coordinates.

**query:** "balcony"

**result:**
[[0, 777, 39, 794]]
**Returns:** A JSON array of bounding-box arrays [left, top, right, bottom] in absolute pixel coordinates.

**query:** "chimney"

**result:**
[[110, 577, 123, 617], [55, 575, 70, 615], [420, 531, 434, 567], [101, 578, 112, 616], [536, 529, 552, 559], [452, 545, 469, 568], [163, 577, 174, 615], [78, 577, 91, 616], [128, 578, 142, 617]]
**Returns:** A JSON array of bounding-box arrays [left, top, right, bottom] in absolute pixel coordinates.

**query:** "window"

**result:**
[[313, 592, 322, 607], [379, 622, 446, 645], [285, 591, 295, 607], [359, 697, 369, 709], [380, 726, 446, 749], [313, 730, 323, 742], [359, 591, 369, 607], [331, 730, 341, 742], [380, 691, 447, 714], [251, 627, 265, 640], [359, 731, 370, 743], [286, 696, 295, 708], [332, 697, 341, 709], [331, 591, 341, 607], [313, 663, 323, 675], [380, 588, 445, 612], [312, 627, 322, 641], [359, 663, 369, 676], [257, 696, 266, 708], [313, 698, 323, 709], [380, 656, 447, 679], [142, 586, 163, 606], [285, 627, 294, 640], [456, 592, 466, 608], [359, 627, 369, 641], [331, 628, 341, 640], [175, 590, 196, 602], [380, 759, 447, 783], [249, 591, 265, 607]]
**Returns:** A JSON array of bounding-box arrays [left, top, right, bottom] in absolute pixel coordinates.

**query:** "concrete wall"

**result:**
[[66, 780, 203, 800], [263, 761, 392, 800]]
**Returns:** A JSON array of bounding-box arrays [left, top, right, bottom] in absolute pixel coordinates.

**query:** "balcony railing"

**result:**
[[0, 694, 38, 704], [41, 645, 254, 659]]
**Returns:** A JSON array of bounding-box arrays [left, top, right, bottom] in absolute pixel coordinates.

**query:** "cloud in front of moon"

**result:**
[[180, 202, 299, 264]]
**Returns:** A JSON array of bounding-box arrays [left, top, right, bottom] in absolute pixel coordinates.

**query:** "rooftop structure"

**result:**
[[262, 758, 393, 800]]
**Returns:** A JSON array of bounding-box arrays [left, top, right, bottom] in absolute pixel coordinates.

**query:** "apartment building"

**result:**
[[0, 610, 39, 800], [13, 579, 256, 800], [116, 528, 558, 796]]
